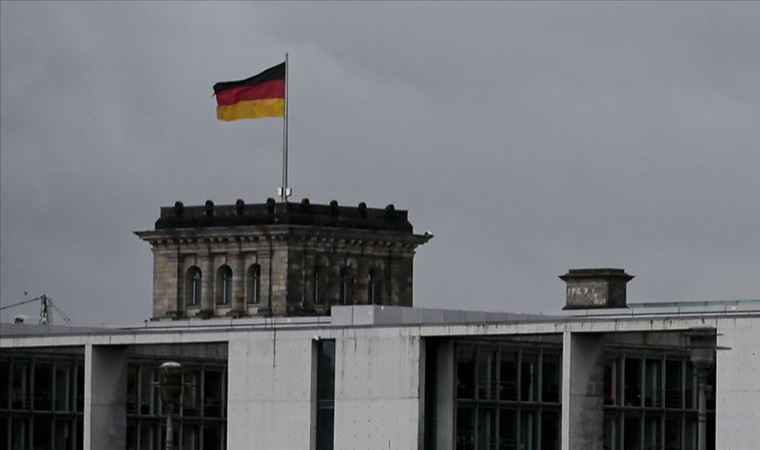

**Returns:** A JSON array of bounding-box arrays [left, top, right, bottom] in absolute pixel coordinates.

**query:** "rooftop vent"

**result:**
[[560, 268, 633, 309]]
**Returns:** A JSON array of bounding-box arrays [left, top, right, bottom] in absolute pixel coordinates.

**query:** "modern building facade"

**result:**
[[2, 199, 758, 450]]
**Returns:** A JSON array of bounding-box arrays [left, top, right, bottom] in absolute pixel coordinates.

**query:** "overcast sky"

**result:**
[[1, 2, 758, 326]]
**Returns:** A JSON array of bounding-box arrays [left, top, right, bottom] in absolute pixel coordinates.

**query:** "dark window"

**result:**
[[33, 362, 53, 411], [203, 370, 224, 417], [126, 361, 227, 450], [182, 369, 200, 417], [316, 340, 336, 450], [476, 348, 497, 400], [520, 353, 538, 402], [498, 408, 517, 450], [644, 358, 662, 407], [604, 352, 716, 450], [216, 265, 233, 305], [339, 268, 349, 305], [1, 355, 84, 450], [55, 363, 73, 412], [185, 266, 202, 307], [456, 347, 476, 399], [247, 264, 260, 305], [453, 344, 561, 450], [623, 416, 641, 450], [624, 357, 641, 406], [541, 410, 560, 450], [665, 360, 683, 408], [127, 365, 138, 415], [542, 353, 560, 403], [0, 360, 9, 409], [11, 361, 29, 410], [499, 350, 518, 401], [456, 405, 475, 450], [603, 359, 619, 406]]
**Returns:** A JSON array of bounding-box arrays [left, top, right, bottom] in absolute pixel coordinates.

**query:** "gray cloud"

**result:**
[[2, 2, 758, 325]]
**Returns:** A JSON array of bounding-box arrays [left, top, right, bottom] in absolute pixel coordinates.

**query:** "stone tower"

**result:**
[[135, 198, 431, 320]]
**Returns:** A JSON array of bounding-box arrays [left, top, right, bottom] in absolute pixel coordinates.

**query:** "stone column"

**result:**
[[84, 344, 127, 450], [152, 245, 180, 319], [198, 245, 214, 318], [258, 247, 273, 312], [230, 252, 245, 317]]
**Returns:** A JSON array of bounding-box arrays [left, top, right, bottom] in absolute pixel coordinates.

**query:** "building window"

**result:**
[[316, 340, 336, 450], [454, 343, 561, 450], [313, 267, 321, 305], [1, 355, 84, 450], [127, 359, 227, 450], [247, 264, 260, 305], [339, 268, 349, 305], [367, 270, 382, 305], [185, 267, 202, 307], [216, 265, 232, 306], [603, 352, 716, 450]]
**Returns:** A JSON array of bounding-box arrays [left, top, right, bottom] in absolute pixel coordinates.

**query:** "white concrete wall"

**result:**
[[84, 344, 127, 450], [333, 332, 423, 450], [226, 333, 315, 450], [561, 332, 604, 450], [716, 317, 760, 450]]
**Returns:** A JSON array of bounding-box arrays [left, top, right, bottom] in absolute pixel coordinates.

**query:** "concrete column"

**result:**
[[561, 331, 605, 450], [230, 252, 245, 316], [716, 317, 760, 450], [226, 334, 314, 449], [333, 333, 423, 450], [434, 340, 455, 450], [84, 344, 127, 450]]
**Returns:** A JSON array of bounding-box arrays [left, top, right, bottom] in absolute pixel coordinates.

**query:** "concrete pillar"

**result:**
[[434, 340, 455, 450], [561, 331, 605, 450], [716, 317, 760, 450], [226, 334, 314, 449], [84, 344, 127, 450], [333, 333, 423, 450]]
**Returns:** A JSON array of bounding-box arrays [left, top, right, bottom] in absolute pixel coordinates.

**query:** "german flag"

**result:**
[[214, 62, 285, 121]]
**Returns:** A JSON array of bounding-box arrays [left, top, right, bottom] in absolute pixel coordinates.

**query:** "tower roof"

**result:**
[[154, 199, 413, 233]]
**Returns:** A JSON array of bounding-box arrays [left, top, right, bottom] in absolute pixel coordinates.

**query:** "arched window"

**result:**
[[339, 267, 349, 305], [185, 266, 202, 307], [367, 270, 382, 305], [313, 267, 321, 305], [247, 264, 260, 305], [216, 265, 233, 305]]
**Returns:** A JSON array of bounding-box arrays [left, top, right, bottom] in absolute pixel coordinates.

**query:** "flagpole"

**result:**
[[280, 52, 290, 202]]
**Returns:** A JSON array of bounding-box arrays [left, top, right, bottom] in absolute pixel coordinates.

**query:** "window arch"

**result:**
[[339, 267, 349, 305], [185, 266, 202, 307], [216, 265, 233, 305], [368, 270, 382, 305], [247, 264, 260, 305]]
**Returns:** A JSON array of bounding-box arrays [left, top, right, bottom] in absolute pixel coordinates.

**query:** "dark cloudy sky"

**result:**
[[1, 3, 758, 325]]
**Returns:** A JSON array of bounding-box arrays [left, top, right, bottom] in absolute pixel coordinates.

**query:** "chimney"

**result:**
[[560, 268, 633, 309]]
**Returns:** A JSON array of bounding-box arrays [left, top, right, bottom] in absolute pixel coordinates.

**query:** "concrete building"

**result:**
[[1, 199, 758, 450]]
